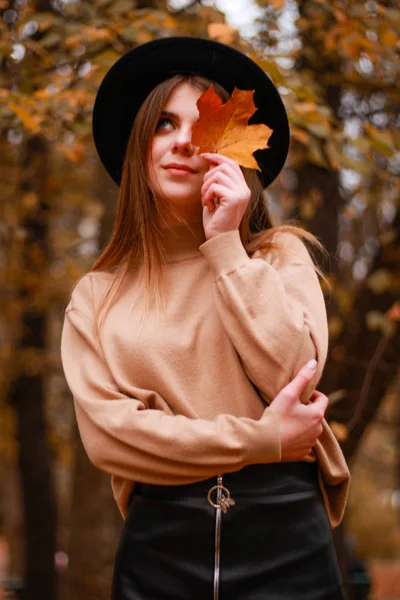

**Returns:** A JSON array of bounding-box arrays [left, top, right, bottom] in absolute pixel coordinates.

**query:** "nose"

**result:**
[[172, 128, 194, 156]]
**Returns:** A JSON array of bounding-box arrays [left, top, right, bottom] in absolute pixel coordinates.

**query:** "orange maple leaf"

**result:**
[[191, 86, 273, 171]]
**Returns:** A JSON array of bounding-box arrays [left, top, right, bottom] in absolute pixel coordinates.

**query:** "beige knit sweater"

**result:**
[[61, 221, 350, 527]]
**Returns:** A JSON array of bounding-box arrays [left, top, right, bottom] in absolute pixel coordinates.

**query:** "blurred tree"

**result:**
[[8, 135, 58, 600], [254, 3, 399, 594], [60, 426, 121, 600], [2, 0, 59, 598], [60, 164, 119, 600], [255, 0, 400, 461]]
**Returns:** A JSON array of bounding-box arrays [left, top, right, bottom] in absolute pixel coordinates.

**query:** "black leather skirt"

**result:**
[[111, 462, 344, 600]]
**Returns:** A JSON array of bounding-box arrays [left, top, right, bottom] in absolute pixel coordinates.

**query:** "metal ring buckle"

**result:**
[[207, 484, 235, 512]]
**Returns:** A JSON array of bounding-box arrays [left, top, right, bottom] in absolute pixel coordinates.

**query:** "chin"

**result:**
[[152, 178, 202, 215], [161, 185, 201, 204]]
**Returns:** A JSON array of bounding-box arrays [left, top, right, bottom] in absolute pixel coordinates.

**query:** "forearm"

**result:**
[[62, 307, 281, 485]]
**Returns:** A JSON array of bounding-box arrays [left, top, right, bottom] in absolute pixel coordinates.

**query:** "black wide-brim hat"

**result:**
[[92, 37, 290, 188]]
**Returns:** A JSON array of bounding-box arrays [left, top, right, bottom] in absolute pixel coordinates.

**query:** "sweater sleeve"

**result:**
[[60, 276, 281, 485], [199, 229, 329, 403], [200, 231, 351, 527]]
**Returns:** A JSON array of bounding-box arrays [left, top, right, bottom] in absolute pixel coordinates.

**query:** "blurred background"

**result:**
[[0, 0, 399, 599]]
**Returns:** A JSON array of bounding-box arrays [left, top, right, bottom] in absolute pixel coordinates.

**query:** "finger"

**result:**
[[310, 393, 328, 418], [203, 162, 243, 185], [202, 184, 224, 213], [203, 157, 244, 185], [286, 447, 312, 461], [280, 360, 318, 401], [201, 182, 219, 212], [309, 390, 325, 404], [308, 391, 319, 403], [201, 153, 243, 175], [202, 183, 229, 207], [202, 195, 216, 214], [201, 152, 235, 165], [202, 171, 226, 196], [201, 173, 220, 211], [202, 172, 234, 197]]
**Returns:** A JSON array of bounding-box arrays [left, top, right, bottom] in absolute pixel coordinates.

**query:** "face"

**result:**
[[147, 82, 209, 223]]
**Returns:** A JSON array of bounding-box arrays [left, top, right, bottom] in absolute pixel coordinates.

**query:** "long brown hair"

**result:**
[[89, 74, 326, 341]]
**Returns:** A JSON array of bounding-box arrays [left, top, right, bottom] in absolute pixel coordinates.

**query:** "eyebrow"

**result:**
[[160, 110, 178, 119]]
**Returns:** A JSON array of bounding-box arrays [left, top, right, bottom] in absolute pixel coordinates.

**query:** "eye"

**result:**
[[156, 117, 174, 131]]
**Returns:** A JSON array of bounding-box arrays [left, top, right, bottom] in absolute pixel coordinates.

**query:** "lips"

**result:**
[[163, 163, 196, 173]]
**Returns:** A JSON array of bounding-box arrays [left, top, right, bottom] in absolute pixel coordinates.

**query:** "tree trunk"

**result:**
[[9, 135, 58, 600], [325, 208, 400, 462], [291, 3, 352, 596], [61, 426, 121, 600], [292, 161, 341, 259], [61, 161, 120, 600], [291, 145, 354, 600]]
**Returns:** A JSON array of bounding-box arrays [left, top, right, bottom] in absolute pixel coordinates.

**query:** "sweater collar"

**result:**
[[160, 220, 206, 263]]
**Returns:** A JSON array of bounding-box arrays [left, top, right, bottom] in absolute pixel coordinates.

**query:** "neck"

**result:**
[[159, 219, 206, 263]]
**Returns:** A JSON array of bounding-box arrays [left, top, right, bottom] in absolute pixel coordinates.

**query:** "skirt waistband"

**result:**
[[133, 461, 319, 502]]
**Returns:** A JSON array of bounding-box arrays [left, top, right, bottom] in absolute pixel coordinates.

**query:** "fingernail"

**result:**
[[306, 359, 317, 371]]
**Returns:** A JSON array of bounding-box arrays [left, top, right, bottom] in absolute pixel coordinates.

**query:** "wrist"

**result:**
[[199, 229, 250, 277], [205, 226, 238, 240]]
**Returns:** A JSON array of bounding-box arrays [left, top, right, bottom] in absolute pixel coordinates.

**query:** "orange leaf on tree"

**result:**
[[387, 301, 400, 321], [269, 0, 286, 9], [8, 101, 42, 133], [191, 86, 273, 171]]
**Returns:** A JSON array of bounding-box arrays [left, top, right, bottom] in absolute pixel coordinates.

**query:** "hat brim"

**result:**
[[92, 37, 290, 188]]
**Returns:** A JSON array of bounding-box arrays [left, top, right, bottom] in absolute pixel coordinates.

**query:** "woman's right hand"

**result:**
[[266, 360, 328, 461]]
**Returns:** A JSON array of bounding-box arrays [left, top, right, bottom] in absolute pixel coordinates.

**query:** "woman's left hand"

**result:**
[[200, 153, 251, 240]]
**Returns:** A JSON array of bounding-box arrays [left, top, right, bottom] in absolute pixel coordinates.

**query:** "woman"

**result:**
[[61, 37, 350, 599]]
